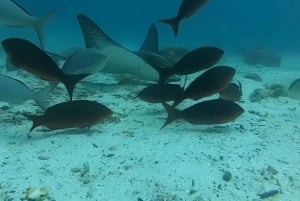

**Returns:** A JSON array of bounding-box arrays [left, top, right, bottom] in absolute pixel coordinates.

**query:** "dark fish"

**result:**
[[288, 78, 300, 100], [288, 78, 300, 90], [1, 38, 90, 100], [138, 84, 184, 103], [141, 46, 224, 84], [162, 99, 244, 128], [23, 100, 112, 132], [219, 82, 242, 101], [159, 0, 209, 37], [173, 66, 236, 106], [257, 190, 279, 199]]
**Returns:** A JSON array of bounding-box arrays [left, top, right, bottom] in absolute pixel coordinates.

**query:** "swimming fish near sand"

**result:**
[[138, 84, 184, 103], [0, 0, 56, 49], [77, 14, 160, 81], [162, 99, 244, 129], [0, 74, 48, 109], [23, 100, 113, 132], [62, 48, 109, 75], [173, 66, 236, 106], [219, 82, 242, 102], [141, 46, 224, 84], [1, 38, 90, 101], [159, 0, 209, 37]]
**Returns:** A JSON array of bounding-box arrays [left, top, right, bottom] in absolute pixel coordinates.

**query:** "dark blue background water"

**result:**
[[3, 0, 300, 53]]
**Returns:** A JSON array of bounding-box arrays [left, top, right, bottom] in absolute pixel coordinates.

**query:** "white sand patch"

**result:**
[[0, 43, 299, 201]]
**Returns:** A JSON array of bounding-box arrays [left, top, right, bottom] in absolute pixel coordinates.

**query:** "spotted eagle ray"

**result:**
[[76, 14, 160, 82]]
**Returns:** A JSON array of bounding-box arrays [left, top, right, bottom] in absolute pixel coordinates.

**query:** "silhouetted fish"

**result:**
[[0, 74, 49, 109], [23, 100, 112, 132], [141, 46, 224, 84], [1, 38, 90, 100], [219, 82, 242, 101], [162, 99, 244, 128], [288, 78, 300, 99], [138, 84, 184, 103], [0, 0, 56, 49], [173, 66, 236, 106], [159, 0, 209, 37]]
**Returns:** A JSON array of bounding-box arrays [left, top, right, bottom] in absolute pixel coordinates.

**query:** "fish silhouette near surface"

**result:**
[[0, 0, 56, 49], [219, 82, 242, 102], [77, 14, 160, 81], [0, 74, 49, 109], [138, 84, 184, 103], [23, 100, 113, 132], [1, 38, 90, 101], [162, 99, 244, 129], [159, 0, 209, 37], [140, 46, 224, 84], [173, 66, 236, 106]]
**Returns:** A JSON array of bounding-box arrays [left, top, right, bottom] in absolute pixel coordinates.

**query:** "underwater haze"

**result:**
[[0, 0, 300, 201]]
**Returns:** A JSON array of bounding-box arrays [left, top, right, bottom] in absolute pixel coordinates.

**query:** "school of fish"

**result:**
[[0, 0, 244, 135]]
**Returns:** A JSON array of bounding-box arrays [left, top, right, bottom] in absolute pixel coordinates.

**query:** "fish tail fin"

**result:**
[[22, 114, 42, 132], [63, 73, 91, 101], [149, 65, 171, 84], [172, 96, 184, 107], [159, 17, 180, 37], [161, 103, 181, 129], [33, 10, 57, 49]]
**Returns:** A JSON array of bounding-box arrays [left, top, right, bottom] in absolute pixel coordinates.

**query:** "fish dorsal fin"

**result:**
[[139, 24, 159, 53], [11, 0, 31, 16], [77, 14, 124, 49]]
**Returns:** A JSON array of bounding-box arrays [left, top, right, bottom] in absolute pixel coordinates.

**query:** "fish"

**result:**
[[138, 84, 184, 103], [23, 100, 113, 132], [62, 48, 109, 74], [173, 66, 236, 106], [257, 190, 279, 199], [76, 14, 160, 81], [1, 38, 90, 101], [0, 74, 49, 109], [288, 78, 300, 100], [162, 99, 244, 128], [141, 46, 224, 84], [159, 46, 189, 65], [0, 0, 56, 49], [159, 0, 209, 37], [219, 82, 242, 101]]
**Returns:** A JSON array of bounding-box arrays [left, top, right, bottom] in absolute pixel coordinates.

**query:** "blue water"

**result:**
[[3, 0, 299, 52]]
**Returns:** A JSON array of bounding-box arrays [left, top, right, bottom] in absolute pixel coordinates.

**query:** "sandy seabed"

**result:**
[[0, 43, 300, 201]]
